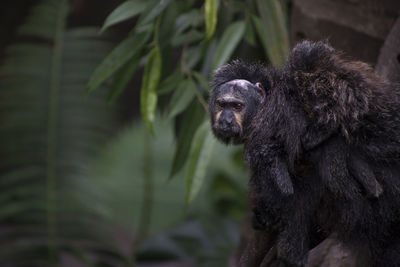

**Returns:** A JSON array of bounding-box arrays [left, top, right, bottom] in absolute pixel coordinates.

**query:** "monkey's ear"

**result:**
[[255, 82, 266, 103]]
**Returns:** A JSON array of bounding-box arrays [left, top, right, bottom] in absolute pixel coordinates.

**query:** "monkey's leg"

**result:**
[[378, 238, 400, 267], [276, 212, 310, 267], [249, 174, 286, 232], [237, 208, 278, 267], [252, 204, 283, 232]]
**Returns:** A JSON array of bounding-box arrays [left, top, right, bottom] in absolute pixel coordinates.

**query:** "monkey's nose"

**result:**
[[221, 118, 232, 128]]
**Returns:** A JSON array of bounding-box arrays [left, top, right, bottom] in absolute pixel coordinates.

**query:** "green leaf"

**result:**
[[254, 0, 289, 66], [169, 101, 204, 179], [137, 0, 172, 27], [107, 56, 140, 104], [185, 45, 203, 70], [86, 32, 149, 94], [100, 0, 149, 33], [185, 121, 216, 203], [201, 39, 217, 75], [244, 11, 256, 46], [140, 45, 162, 133], [167, 79, 196, 119], [205, 0, 217, 40], [212, 21, 245, 68], [158, 71, 183, 95], [91, 119, 187, 236], [171, 30, 204, 47], [175, 9, 199, 34], [192, 71, 210, 92]]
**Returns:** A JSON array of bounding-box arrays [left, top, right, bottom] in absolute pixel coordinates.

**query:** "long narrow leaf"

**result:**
[[108, 56, 140, 104], [205, 0, 218, 40], [192, 71, 210, 92], [167, 79, 196, 119], [244, 11, 257, 46], [141, 45, 162, 133], [169, 101, 204, 179], [254, 0, 289, 66], [185, 121, 215, 203], [86, 32, 149, 94], [137, 0, 172, 27], [100, 0, 149, 33], [212, 21, 245, 68], [175, 9, 199, 34], [158, 71, 183, 95], [171, 29, 204, 47]]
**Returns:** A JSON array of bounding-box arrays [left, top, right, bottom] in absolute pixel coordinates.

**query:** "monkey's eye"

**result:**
[[233, 103, 243, 111], [217, 101, 227, 109]]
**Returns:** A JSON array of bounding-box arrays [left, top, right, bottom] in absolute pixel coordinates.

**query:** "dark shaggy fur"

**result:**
[[209, 41, 400, 266]]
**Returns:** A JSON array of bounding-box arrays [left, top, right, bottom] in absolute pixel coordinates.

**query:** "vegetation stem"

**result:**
[[131, 133, 154, 266], [46, 0, 68, 262]]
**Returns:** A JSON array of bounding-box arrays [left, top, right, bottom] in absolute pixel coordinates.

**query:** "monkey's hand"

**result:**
[[252, 205, 283, 232]]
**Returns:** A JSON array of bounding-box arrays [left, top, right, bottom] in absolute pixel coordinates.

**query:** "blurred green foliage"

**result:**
[[0, 0, 289, 265], [89, 0, 289, 204]]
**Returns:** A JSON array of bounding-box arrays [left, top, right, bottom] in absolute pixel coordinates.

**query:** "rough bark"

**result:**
[[376, 17, 400, 82], [290, 0, 399, 64]]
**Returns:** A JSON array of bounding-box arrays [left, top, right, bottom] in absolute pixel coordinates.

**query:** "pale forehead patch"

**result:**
[[225, 79, 252, 89], [218, 94, 241, 102]]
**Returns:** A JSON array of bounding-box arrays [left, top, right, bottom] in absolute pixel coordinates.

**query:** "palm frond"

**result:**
[[0, 0, 123, 265]]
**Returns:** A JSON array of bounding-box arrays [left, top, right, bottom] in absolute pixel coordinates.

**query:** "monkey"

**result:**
[[209, 60, 381, 199], [209, 78, 294, 195], [208, 61, 371, 266], [208, 41, 400, 266]]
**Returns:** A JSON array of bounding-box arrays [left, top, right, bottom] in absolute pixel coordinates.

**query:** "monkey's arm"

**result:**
[[246, 142, 294, 196], [249, 173, 310, 267], [271, 156, 294, 195]]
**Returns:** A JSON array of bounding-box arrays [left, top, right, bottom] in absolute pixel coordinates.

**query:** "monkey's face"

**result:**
[[209, 79, 265, 144]]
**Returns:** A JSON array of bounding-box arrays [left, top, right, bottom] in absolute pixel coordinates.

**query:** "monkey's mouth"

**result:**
[[212, 124, 243, 144]]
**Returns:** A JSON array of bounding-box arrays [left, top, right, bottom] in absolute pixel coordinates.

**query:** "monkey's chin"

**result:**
[[231, 136, 244, 145], [213, 131, 243, 145]]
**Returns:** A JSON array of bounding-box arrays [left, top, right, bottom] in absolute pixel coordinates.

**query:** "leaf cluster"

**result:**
[[88, 0, 290, 204]]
